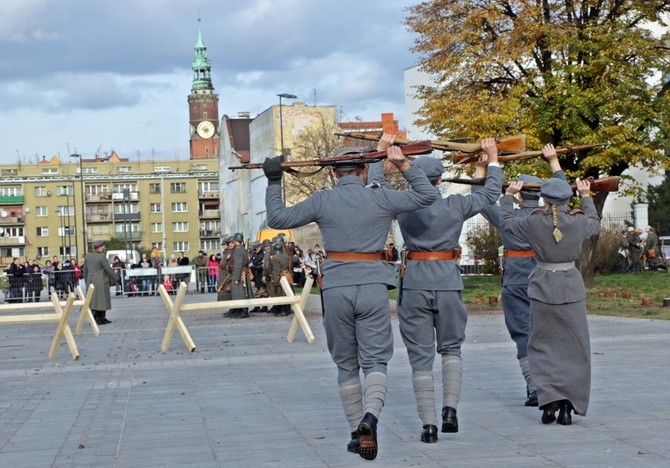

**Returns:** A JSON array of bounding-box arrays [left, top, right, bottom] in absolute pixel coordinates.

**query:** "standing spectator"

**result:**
[[24, 264, 44, 302], [644, 226, 661, 271], [61, 259, 76, 295], [291, 245, 306, 287], [628, 227, 643, 273], [138, 253, 153, 295], [262, 141, 437, 460], [7, 258, 26, 303], [501, 177, 600, 426], [207, 254, 219, 293], [177, 251, 190, 285], [111, 256, 124, 295], [618, 228, 630, 273], [167, 254, 179, 290], [43, 259, 55, 295], [83, 240, 118, 325]]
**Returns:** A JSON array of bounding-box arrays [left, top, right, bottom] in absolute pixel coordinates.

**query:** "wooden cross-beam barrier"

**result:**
[[0, 285, 95, 360], [157, 275, 316, 352], [74, 285, 100, 336]]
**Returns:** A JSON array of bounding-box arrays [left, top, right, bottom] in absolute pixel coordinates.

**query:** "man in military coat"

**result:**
[[263, 144, 437, 460], [82, 240, 118, 325]]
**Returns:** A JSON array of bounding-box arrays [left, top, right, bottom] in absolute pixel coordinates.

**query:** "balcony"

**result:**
[[199, 190, 220, 199], [112, 191, 140, 201], [0, 196, 24, 204], [200, 229, 221, 238], [0, 216, 25, 225], [87, 213, 112, 223], [0, 236, 26, 246], [113, 231, 143, 241], [199, 209, 219, 219], [86, 193, 112, 202], [113, 212, 141, 222]]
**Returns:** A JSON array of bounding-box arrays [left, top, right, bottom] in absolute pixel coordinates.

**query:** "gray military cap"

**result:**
[[540, 178, 573, 205], [332, 147, 365, 171], [518, 174, 543, 196], [412, 157, 444, 181]]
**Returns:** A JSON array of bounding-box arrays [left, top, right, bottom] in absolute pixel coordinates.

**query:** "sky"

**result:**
[[0, 0, 420, 165]]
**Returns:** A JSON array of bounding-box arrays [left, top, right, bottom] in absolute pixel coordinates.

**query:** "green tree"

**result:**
[[406, 1, 670, 285]]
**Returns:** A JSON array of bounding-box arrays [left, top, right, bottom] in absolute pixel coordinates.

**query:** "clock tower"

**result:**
[[188, 24, 220, 160]]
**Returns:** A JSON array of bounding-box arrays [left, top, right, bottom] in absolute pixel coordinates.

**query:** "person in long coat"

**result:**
[[500, 177, 600, 425], [263, 144, 437, 460], [83, 240, 118, 325]]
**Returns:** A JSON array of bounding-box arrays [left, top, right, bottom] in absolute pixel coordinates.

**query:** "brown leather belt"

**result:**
[[407, 251, 458, 261], [326, 251, 385, 261], [504, 249, 536, 258]]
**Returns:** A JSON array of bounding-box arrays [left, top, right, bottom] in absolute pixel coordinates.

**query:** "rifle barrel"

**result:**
[[443, 176, 620, 193], [452, 143, 606, 164]]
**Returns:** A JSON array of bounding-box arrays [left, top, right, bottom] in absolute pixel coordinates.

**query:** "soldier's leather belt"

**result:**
[[326, 251, 385, 261], [504, 249, 536, 258], [407, 251, 458, 261]]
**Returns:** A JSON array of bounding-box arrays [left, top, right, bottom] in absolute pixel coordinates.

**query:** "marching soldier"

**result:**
[[500, 177, 600, 426], [262, 143, 437, 460], [476, 144, 567, 407], [225, 232, 250, 319], [369, 134, 502, 444], [219, 237, 234, 313]]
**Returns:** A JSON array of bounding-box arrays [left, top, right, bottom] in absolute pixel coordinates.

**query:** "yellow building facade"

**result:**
[[0, 154, 220, 268]]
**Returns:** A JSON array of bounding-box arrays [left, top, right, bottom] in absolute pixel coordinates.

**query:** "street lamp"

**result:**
[[70, 153, 86, 255], [277, 93, 297, 157]]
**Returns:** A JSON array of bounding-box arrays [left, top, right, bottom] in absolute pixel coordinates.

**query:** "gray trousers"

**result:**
[[322, 284, 393, 382], [501, 283, 531, 359], [398, 289, 467, 371]]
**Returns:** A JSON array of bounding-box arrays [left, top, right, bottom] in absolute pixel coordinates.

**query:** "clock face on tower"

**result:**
[[196, 121, 215, 138]]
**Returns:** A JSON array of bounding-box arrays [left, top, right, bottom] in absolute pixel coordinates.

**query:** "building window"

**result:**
[[35, 186, 50, 197], [150, 203, 162, 213], [114, 203, 139, 215], [154, 166, 171, 173], [149, 183, 161, 194], [58, 185, 74, 196], [201, 240, 218, 252], [36, 206, 48, 217], [57, 205, 75, 216], [36, 227, 49, 237], [151, 223, 163, 233], [86, 185, 109, 195], [117, 166, 133, 173], [170, 182, 186, 193], [37, 246, 49, 257], [113, 183, 138, 193], [41, 168, 58, 175], [1, 169, 18, 176], [171, 202, 187, 213], [0, 186, 22, 197], [173, 241, 190, 252], [172, 222, 189, 232]]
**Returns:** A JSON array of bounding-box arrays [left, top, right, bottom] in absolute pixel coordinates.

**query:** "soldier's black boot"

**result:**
[[357, 413, 378, 460], [420, 424, 438, 443], [346, 430, 360, 453], [541, 401, 559, 424], [441, 406, 458, 433], [556, 400, 573, 425], [234, 308, 249, 319], [223, 309, 240, 318]]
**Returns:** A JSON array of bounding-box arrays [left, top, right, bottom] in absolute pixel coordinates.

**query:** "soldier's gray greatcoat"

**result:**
[[499, 193, 600, 416], [231, 244, 249, 301], [82, 251, 117, 312], [478, 170, 566, 360], [265, 166, 437, 381]]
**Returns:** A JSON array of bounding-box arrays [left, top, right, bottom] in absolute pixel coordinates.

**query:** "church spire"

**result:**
[[191, 16, 213, 92]]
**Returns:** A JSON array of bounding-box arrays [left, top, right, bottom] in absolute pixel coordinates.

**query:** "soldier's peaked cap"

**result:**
[[518, 174, 543, 195], [412, 157, 444, 180], [540, 178, 573, 205], [331, 146, 365, 171]]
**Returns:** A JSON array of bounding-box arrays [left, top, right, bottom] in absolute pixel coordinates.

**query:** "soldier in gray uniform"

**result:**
[[227, 232, 250, 319], [263, 144, 437, 460], [500, 177, 600, 425], [476, 144, 566, 407], [267, 241, 291, 316], [369, 135, 502, 444]]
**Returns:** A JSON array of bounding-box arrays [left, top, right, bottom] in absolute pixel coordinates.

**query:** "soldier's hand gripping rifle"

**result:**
[[228, 140, 434, 172], [442, 176, 620, 193], [452, 143, 607, 165], [335, 132, 527, 154]]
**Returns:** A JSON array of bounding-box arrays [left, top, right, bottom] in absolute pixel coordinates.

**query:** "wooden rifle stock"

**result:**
[[443, 176, 620, 193], [452, 143, 606, 164], [228, 140, 433, 171], [336, 132, 527, 154]]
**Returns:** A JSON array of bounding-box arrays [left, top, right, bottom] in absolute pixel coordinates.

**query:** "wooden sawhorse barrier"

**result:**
[[158, 275, 315, 352], [0, 284, 96, 360]]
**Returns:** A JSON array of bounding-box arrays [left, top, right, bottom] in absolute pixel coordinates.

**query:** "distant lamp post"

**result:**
[[70, 153, 86, 255], [277, 93, 297, 157]]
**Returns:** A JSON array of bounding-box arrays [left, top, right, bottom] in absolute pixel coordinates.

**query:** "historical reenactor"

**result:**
[[500, 177, 600, 425], [263, 143, 437, 460], [267, 240, 291, 317], [644, 226, 661, 271], [225, 233, 250, 319], [219, 238, 234, 307], [248, 241, 266, 312], [369, 135, 502, 444], [477, 143, 567, 407], [628, 227, 643, 273], [82, 240, 118, 325], [193, 250, 208, 293]]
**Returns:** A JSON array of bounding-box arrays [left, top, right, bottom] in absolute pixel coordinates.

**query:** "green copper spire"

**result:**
[[191, 19, 213, 91]]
